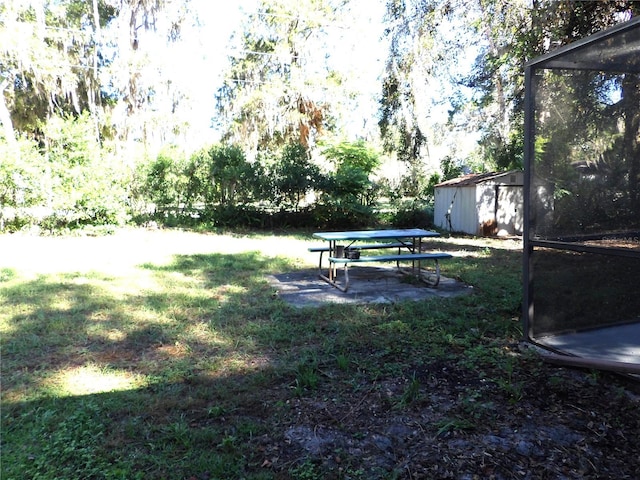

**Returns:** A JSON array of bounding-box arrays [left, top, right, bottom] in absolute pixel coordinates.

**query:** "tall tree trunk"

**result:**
[[92, 0, 101, 79], [0, 80, 18, 155], [91, 0, 102, 146], [476, 0, 508, 140], [623, 74, 640, 215]]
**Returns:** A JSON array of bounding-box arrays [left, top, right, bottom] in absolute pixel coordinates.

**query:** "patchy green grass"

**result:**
[[2, 230, 638, 479]]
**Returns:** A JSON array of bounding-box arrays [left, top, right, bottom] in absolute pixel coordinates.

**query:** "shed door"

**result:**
[[496, 186, 523, 235]]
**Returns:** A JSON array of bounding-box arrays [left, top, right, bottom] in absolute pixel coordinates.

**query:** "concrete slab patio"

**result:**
[[535, 322, 640, 367], [267, 266, 473, 308]]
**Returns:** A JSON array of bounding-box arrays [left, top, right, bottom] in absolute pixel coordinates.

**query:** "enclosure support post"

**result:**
[[523, 65, 535, 343]]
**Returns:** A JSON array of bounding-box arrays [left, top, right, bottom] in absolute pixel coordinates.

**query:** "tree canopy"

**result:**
[[214, 0, 376, 154], [0, 0, 197, 153], [2, 0, 639, 231], [378, 0, 640, 173]]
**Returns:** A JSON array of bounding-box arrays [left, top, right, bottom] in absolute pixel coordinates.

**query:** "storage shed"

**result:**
[[434, 171, 523, 236], [523, 17, 640, 373]]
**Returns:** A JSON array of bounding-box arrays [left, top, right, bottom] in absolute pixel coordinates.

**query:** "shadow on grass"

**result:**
[[2, 371, 294, 478], [2, 245, 525, 479]]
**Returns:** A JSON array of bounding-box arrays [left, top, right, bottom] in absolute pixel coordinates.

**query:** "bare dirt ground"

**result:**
[[253, 354, 640, 479], [2, 228, 639, 479]]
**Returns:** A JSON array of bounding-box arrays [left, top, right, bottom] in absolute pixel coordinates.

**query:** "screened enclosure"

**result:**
[[523, 17, 640, 373]]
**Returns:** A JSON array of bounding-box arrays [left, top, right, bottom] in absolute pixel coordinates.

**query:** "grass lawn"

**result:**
[[2, 228, 638, 479]]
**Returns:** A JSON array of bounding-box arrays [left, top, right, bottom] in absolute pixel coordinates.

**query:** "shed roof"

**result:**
[[435, 171, 521, 188]]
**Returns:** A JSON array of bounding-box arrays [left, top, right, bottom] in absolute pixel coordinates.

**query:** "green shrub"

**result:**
[[312, 201, 376, 230], [196, 144, 263, 207], [391, 199, 434, 228], [207, 204, 264, 228], [321, 140, 381, 207], [0, 138, 47, 209], [270, 143, 323, 210], [0, 114, 131, 233], [143, 147, 188, 211]]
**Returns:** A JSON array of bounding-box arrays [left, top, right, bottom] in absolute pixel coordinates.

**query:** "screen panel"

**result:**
[[530, 247, 640, 337], [529, 68, 640, 247]]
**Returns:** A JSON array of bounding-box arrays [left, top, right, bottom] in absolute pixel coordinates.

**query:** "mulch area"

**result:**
[[245, 350, 640, 479]]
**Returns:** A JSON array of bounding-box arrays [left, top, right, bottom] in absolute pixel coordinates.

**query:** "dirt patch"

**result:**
[[250, 355, 640, 479]]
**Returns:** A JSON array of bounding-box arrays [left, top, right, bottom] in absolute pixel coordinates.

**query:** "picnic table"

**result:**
[[309, 228, 452, 292]]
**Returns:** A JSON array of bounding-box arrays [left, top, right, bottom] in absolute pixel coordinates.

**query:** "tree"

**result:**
[[461, 0, 531, 170], [103, 0, 198, 154], [621, 73, 640, 215], [533, 1, 640, 217], [215, 0, 352, 154], [322, 140, 380, 205], [380, 0, 640, 175], [270, 143, 322, 210], [0, 0, 193, 150], [0, 0, 194, 231], [193, 144, 262, 208], [0, 0, 101, 142], [379, 0, 432, 165], [465, 0, 639, 170]]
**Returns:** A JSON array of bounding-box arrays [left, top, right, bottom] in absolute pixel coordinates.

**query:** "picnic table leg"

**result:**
[[318, 264, 350, 292], [330, 240, 336, 281], [406, 237, 416, 273], [317, 240, 349, 292], [432, 259, 441, 286], [343, 264, 350, 292], [332, 263, 350, 292]]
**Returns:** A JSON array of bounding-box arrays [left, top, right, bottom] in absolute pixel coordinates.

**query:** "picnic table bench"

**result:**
[[310, 228, 451, 292], [328, 252, 452, 291], [308, 241, 410, 271]]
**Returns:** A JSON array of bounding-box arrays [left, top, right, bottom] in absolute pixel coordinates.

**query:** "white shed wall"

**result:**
[[496, 186, 524, 235], [434, 186, 479, 235], [476, 185, 497, 228]]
